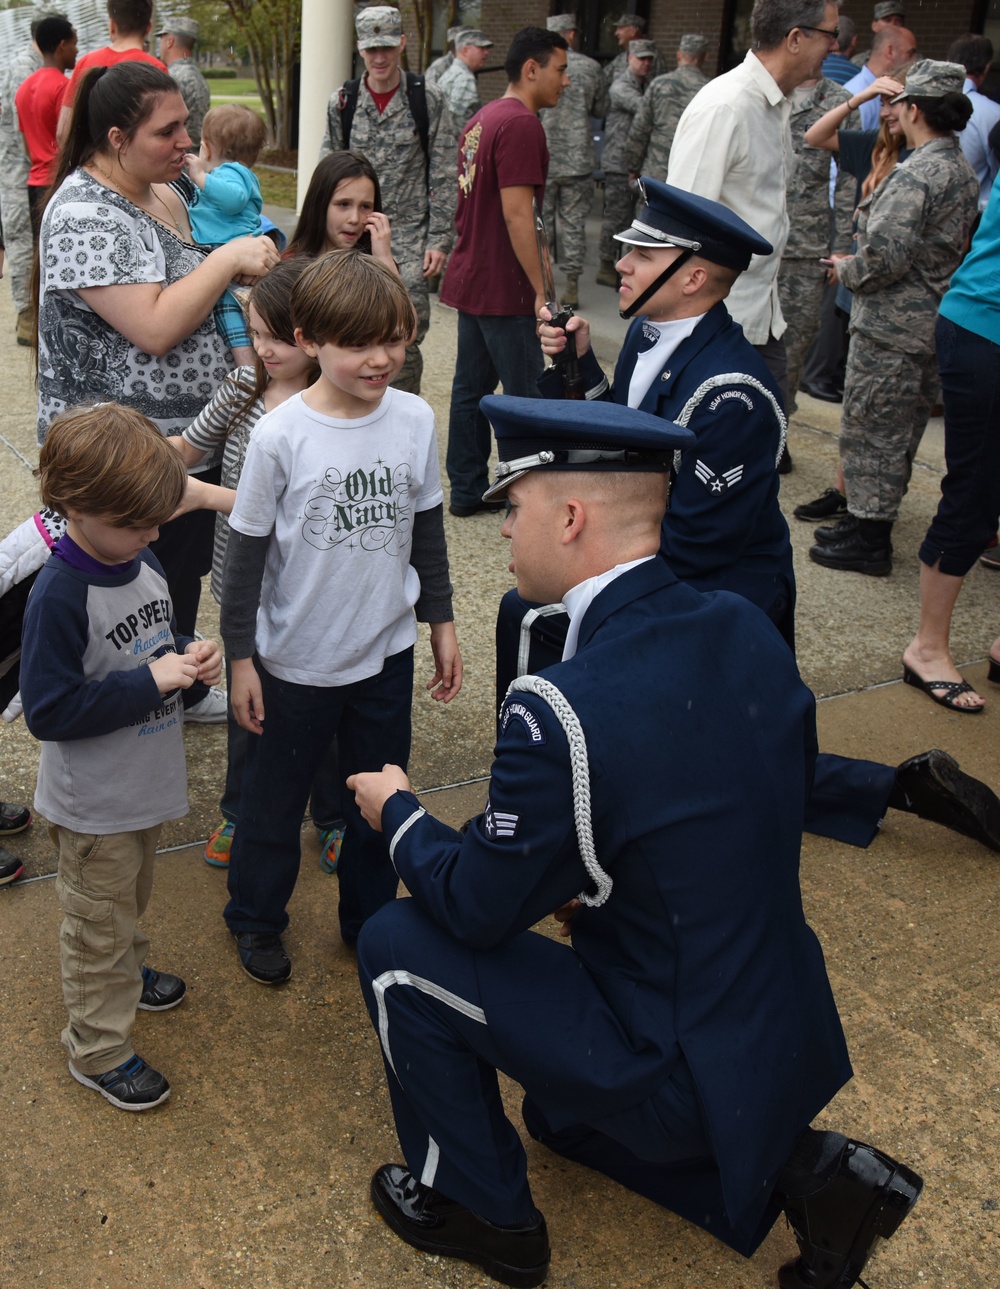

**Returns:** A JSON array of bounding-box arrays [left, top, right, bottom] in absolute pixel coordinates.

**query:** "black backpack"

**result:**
[[338, 71, 431, 179]]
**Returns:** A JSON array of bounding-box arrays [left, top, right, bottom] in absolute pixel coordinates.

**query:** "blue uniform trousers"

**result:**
[[358, 899, 713, 1228], [223, 648, 413, 946]]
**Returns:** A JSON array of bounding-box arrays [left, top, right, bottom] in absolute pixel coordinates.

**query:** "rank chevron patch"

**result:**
[[694, 460, 745, 493]]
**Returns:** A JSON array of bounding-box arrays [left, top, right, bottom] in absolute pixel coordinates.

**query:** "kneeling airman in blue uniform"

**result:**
[[348, 397, 922, 1289]]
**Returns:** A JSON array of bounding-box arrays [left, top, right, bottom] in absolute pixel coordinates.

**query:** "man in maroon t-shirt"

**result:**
[[440, 26, 569, 516], [15, 15, 78, 236]]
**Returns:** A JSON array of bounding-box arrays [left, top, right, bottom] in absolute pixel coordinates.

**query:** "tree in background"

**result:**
[[196, 0, 300, 148], [401, 0, 458, 72]]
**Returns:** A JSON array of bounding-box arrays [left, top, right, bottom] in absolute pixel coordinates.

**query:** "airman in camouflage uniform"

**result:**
[[598, 40, 653, 281], [425, 26, 465, 85], [540, 14, 608, 306], [320, 6, 457, 394], [851, 0, 907, 67], [624, 35, 709, 180], [777, 77, 857, 412], [811, 61, 978, 575], [437, 29, 492, 129], [0, 35, 41, 341], [603, 14, 666, 86], [157, 18, 211, 148]]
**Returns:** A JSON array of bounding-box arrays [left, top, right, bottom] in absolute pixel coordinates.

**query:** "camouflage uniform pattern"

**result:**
[[778, 79, 857, 406], [0, 44, 41, 314], [837, 136, 978, 520], [603, 46, 666, 87], [624, 64, 707, 178], [541, 49, 608, 276], [600, 69, 645, 262], [436, 58, 480, 130], [425, 51, 454, 85], [321, 76, 457, 393], [169, 57, 211, 148]]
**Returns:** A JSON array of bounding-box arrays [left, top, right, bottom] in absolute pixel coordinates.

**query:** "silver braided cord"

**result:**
[[507, 674, 613, 908], [670, 372, 788, 469]]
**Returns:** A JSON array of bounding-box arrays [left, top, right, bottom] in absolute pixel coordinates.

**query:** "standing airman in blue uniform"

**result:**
[[348, 396, 922, 1289]]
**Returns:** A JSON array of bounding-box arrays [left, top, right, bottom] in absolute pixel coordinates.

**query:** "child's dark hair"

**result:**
[[201, 103, 268, 167], [291, 251, 416, 348], [37, 404, 187, 526], [227, 261, 319, 437], [286, 150, 383, 258]]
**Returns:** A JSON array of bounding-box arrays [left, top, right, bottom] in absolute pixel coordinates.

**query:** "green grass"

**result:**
[[256, 166, 297, 209]]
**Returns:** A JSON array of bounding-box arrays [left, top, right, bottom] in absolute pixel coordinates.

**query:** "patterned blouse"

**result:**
[[36, 168, 231, 444]]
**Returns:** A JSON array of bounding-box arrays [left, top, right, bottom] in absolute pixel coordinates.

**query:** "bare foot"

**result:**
[[902, 641, 985, 709]]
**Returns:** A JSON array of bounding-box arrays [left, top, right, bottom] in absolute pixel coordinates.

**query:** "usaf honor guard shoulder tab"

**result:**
[[500, 696, 547, 744]]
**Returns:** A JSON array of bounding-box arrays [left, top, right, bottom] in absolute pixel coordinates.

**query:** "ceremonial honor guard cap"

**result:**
[[614, 177, 773, 272], [481, 396, 695, 500]]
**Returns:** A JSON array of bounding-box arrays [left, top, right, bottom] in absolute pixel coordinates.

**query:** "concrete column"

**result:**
[[296, 0, 355, 211]]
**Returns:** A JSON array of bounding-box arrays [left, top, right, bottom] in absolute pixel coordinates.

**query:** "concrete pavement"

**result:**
[[1, 205, 999, 1288]]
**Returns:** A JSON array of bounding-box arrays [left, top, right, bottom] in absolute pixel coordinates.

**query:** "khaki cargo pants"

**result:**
[[52, 823, 161, 1075]]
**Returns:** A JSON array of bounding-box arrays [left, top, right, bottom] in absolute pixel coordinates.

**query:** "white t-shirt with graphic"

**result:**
[[229, 387, 443, 686]]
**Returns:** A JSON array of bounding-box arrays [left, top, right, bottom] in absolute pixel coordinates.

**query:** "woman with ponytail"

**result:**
[[35, 60, 279, 720]]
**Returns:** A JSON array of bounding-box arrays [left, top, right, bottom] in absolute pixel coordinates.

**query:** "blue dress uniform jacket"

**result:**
[[539, 300, 795, 643], [361, 560, 852, 1254]]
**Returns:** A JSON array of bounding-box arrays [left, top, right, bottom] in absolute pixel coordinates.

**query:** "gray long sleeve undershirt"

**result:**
[[220, 503, 454, 661]]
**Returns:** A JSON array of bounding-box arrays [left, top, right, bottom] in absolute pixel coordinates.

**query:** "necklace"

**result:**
[[90, 162, 185, 236]]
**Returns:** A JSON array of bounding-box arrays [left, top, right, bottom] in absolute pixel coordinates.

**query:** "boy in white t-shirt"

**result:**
[[220, 251, 462, 983]]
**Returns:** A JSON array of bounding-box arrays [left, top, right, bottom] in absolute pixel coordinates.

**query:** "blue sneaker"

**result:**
[[69, 1054, 171, 1111], [318, 825, 345, 874], [138, 965, 186, 1011]]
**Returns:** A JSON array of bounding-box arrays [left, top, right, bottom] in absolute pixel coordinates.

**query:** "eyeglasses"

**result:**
[[796, 24, 840, 38]]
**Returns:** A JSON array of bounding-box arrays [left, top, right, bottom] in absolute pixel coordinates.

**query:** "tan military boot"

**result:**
[[16, 308, 33, 347], [563, 275, 579, 308], [595, 260, 618, 287]]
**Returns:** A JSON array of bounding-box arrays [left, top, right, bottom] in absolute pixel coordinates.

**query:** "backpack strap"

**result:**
[[337, 76, 362, 148]]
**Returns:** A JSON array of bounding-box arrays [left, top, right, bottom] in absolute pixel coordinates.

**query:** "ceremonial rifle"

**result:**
[[533, 201, 585, 399]]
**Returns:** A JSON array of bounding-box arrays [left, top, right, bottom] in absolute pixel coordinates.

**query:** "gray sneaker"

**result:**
[[69, 1055, 171, 1111]]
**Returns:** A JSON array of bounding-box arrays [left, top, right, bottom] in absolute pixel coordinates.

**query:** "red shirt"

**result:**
[[16, 66, 69, 185], [440, 97, 548, 317], [65, 47, 167, 109]]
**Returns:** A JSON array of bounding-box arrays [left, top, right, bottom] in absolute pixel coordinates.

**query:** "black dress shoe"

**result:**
[[370, 1164, 550, 1288], [893, 749, 1000, 852], [793, 488, 847, 522], [800, 378, 844, 404], [779, 1140, 922, 1289]]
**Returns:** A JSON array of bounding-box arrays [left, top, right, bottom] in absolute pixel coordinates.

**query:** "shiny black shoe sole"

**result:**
[[897, 749, 1000, 852], [780, 1145, 922, 1288], [370, 1168, 549, 1288]]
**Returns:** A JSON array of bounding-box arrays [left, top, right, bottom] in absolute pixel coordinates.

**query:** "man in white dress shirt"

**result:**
[[667, 0, 841, 461]]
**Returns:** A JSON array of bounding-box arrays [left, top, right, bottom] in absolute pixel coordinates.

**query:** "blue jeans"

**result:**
[[223, 648, 414, 946], [445, 312, 543, 509], [220, 662, 344, 829], [919, 316, 1000, 576]]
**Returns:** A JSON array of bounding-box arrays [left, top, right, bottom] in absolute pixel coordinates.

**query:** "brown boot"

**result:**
[[562, 274, 578, 308], [595, 260, 618, 287], [16, 308, 33, 347]]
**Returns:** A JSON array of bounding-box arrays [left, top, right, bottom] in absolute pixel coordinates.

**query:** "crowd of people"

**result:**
[[1, 2, 999, 1287]]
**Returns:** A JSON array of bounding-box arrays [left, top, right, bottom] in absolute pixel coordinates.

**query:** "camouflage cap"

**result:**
[[614, 13, 646, 30], [873, 1, 905, 18], [547, 14, 577, 33], [457, 28, 493, 47], [679, 33, 709, 55], [356, 6, 403, 49], [446, 25, 465, 42], [156, 16, 199, 40], [629, 39, 656, 58], [890, 58, 965, 101]]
